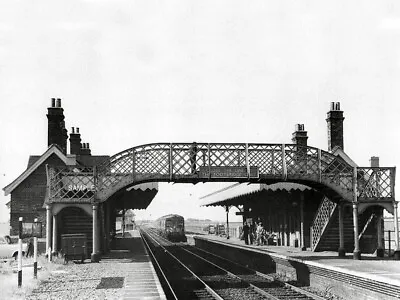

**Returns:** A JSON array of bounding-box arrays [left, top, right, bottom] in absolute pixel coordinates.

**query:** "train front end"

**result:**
[[165, 216, 187, 242]]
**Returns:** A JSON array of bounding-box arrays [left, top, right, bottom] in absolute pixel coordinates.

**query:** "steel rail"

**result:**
[[142, 229, 224, 300], [139, 230, 178, 300], [178, 244, 285, 300], [191, 245, 326, 300], [145, 229, 279, 300], [147, 228, 325, 300]]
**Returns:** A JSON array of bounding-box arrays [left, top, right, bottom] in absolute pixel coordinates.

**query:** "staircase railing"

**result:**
[[310, 196, 337, 251], [358, 213, 376, 240]]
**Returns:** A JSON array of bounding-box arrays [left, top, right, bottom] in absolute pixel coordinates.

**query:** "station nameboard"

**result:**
[[20, 222, 42, 239], [199, 166, 259, 178], [62, 176, 95, 192]]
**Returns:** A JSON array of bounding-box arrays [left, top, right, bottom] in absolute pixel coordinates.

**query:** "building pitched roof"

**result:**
[[76, 155, 110, 166], [3, 144, 76, 196], [331, 146, 358, 167], [27, 156, 41, 169]]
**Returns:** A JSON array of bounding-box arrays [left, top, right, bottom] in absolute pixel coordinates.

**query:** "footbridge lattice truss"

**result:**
[[46, 143, 395, 204]]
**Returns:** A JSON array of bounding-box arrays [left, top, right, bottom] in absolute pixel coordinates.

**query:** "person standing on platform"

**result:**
[[256, 222, 264, 246], [249, 222, 255, 244], [243, 222, 250, 245]]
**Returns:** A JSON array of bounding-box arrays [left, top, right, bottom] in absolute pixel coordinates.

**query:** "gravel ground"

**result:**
[[26, 255, 140, 300]]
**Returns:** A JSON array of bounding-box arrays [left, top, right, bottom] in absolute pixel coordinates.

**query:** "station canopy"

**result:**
[[113, 182, 158, 210], [200, 182, 312, 207]]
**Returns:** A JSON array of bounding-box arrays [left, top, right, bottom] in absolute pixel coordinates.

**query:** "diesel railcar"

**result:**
[[154, 214, 187, 242]]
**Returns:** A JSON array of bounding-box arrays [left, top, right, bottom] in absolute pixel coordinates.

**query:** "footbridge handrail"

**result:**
[[45, 143, 396, 203]]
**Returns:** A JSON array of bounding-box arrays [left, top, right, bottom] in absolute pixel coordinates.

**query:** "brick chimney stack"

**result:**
[[80, 142, 92, 156], [69, 127, 81, 155], [47, 98, 68, 154], [292, 124, 308, 147], [59, 99, 68, 154], [326, 102, 344, 152], [370, 156, 379, 167]]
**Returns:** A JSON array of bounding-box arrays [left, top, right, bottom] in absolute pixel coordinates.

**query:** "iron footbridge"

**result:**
[[46, 143, 395, 205]]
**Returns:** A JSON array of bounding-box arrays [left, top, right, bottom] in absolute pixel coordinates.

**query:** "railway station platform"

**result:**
[[192, 234, 400, 300], [113, 230, 167, 300]]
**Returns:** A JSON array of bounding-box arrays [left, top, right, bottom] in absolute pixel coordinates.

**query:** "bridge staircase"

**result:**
[[311, 199, 378, 253]]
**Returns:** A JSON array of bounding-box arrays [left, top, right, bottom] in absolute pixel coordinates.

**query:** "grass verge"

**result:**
[[0, 255, 65, 299]]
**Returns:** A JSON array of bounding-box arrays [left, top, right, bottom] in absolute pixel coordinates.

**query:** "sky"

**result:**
[[1, 1, 400, 223]]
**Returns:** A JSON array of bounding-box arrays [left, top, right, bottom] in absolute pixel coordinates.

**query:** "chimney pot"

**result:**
[[295, 124, 305, 131], [87, 143, 90, 149], [51, 98, 56, 107], [335, 102, 341, 110], [76, 127, 79, 134], [330, 102, 335, 111], [56, 98, 61, 108], [71, 127, 75, 134]]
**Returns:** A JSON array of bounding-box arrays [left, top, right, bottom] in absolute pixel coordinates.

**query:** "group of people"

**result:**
[[242, 221, 275, 246]]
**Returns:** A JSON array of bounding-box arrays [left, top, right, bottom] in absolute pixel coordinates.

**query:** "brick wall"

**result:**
[[9, 154, 65, 236]]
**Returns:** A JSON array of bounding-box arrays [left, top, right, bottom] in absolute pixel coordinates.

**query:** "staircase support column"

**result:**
[[105, 201, 110, 253], [52, 214, 58, 256], [283, 213, 288, 246], [393, 202, 400, 260], [300, 194, 306, 250], [352, 202, 361, 260], [225, 205, 230, 240], [45, 204, 52, 259], [91, 204, 100, 262], [338, 203, 345, 257], [376, 209, 384, 258]]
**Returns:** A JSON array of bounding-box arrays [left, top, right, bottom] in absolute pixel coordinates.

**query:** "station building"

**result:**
[[3, 98, 158, 256]]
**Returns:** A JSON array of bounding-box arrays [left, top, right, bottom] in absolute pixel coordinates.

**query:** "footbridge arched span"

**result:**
[[46, 143, 395, 205]]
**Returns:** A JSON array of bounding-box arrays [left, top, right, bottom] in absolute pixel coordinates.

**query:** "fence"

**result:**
[[185, 224, 241, 239], [384, 230, 398, 256]]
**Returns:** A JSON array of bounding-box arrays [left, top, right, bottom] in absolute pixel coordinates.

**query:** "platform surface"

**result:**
[[192, 233, 400, 287], [113, 230, 167, 300]]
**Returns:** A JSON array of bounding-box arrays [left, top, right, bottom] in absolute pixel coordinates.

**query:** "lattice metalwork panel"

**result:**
[[311, 196, 337, 251], [208, 143, 246, 168], [248, 144, 283, 174], [47, 166, 95, 201], [285, 145, 319, 175], [357, 167, 395, 198], [172, 143, 208, 175], [134, 144, 170, 175], [110, 149, 134, 174], [305, 147, 320, 174]]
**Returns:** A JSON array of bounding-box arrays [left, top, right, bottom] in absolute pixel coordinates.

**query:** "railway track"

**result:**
[[142, 228, 222, 299], [142, 228, 327, 300]]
